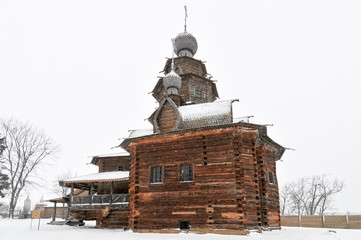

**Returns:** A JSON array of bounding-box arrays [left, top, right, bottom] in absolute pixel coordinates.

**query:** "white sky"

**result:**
[[1, 0, 360, 213]]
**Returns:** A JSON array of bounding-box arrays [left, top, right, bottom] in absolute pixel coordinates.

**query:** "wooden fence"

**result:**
[[281, 215, 361, 229]]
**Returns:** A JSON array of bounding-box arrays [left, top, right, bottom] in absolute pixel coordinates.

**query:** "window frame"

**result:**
[[180, 164, 193, 182], [150, 166, 163, 184], [195, 87, 202, 99], [268, 171, 275, 185]]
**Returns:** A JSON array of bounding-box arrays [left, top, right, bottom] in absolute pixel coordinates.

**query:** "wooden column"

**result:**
[[110, 181, 114, 205], [52, 202, 57, 222], [90, 183, 94, 205], [70, 183, 74, 206]]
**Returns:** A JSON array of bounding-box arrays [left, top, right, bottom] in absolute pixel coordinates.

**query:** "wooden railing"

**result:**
[[71, 194, 128, 206]]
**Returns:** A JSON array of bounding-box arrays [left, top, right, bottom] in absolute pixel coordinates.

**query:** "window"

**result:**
[[195, 87, 202, 98], [180, 164, 193, 182], [268, 171, 275, 184], [118, 166, 123, 171], [150, 166, 163, 184], [180, 221, 190, 230]]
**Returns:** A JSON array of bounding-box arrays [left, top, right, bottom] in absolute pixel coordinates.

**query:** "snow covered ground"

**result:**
[[1, 218, 361, 240]]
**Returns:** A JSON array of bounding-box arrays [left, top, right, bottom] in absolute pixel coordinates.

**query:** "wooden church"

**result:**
[[60, 11, 285, 234]]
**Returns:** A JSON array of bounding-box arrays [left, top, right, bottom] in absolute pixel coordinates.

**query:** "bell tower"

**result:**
[[151, 7, 219, 105]]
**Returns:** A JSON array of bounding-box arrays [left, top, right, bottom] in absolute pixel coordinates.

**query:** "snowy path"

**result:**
[[1, 219, 360, 240]]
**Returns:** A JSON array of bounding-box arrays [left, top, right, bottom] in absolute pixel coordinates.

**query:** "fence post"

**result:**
[[346, 214, 349, 229], [322, 215, 325, 228], [298, 215, 301, 227]]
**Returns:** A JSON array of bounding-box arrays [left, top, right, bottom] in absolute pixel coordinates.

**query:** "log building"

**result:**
[[60, 16, 285, 233]]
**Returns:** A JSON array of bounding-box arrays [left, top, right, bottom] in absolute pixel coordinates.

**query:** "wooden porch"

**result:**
[[70, 193, 129, 210], [59, 171, 130, 228]]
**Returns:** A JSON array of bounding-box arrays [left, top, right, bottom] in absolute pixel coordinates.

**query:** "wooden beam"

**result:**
[[52, 202, 57, 222], [70, 183, 74, 206], [90, 183, 94, 205], [110, 181, 114, 206]]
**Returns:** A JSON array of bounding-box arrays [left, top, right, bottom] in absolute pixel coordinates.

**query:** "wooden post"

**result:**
[[110, 181, 114, 205], [70, 183, 74, 206], [90, 183, 94, 205], [298, 215, 301, 227], [346, 214, 349, 229], [52, 202, 57, 222]]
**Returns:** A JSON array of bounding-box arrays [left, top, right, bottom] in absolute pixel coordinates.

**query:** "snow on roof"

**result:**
[[178, 99, 238, 129], [90, 147, 130, 165], [92, 151, 130, 158], [62, 171, 129, 183], [233, 115, 254, 123], [128, 128, 154, 138]]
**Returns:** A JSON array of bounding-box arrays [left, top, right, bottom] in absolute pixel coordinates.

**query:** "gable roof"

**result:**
[[178, 99, 238, 130], [90, 147, 130, 165]]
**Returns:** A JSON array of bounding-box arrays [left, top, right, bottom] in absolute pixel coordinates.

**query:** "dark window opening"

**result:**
[[150, 166, 163, 184], [180, 164, 193, 182], [118, 166, 123, 171], [195, 87, 202, 98], [180, 221, 190, 230], [268, 171, 275, 184]]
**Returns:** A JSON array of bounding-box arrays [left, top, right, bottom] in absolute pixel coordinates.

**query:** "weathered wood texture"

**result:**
[[128, 126, 280, 230], [70, 208, 129, 229], [41, 206, 68, 219], [281, 215, 361, 229], [281, 216, 300, 227], [168, 57, 208, 77], [96, 156, 130, 194], [97, 209, 129, 229], [97, 156, 130, 172], [155, 75, 217, 105], [301, 215, 324, 228], [258, 146, 281, 227], [97, 181, 129, 195], [157, 100, 178, 132], [152, 57, 217, 104]]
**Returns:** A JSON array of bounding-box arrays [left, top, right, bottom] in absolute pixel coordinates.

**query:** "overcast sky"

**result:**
[[1, 0, 360, 213]]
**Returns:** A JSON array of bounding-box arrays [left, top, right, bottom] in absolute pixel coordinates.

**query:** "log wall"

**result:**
[[97, 209, 129, 229], [97, 156, 130, 172], [41, 206, 68, 219], [96, 156, 130, 195], [259, 147, 281, 227], [171, 57, 207, 77], [128, 126, 280, 230]]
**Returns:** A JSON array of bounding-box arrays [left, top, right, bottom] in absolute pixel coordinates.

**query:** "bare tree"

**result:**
[[52, 170, 75, 218], [280, 175, 344, 216], [0, 135, 9, 198], [53, 169, 75, 198], [0, 171, 9, 198], [0, 119, 58, 218], [0, 135, 6, 155]]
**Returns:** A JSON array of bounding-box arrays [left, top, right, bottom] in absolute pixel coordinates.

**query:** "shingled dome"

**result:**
[[163, 69, 182, 94], [174, 31, 198, 57]]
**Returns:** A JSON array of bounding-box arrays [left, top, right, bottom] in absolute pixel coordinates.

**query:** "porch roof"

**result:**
[[60, 171, 129, 187]]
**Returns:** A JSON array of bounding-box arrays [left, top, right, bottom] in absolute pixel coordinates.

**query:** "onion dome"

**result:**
[[173, 31, 198, 57], [163, 70, 182, 95]]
